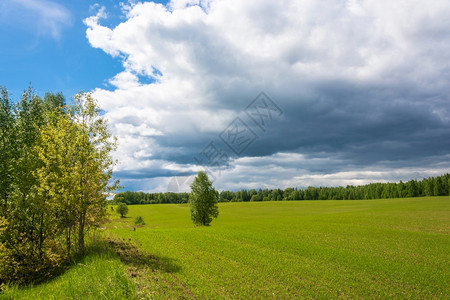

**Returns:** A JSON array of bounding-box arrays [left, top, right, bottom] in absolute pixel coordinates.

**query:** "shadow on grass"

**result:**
[[1, 237, 182, 293], [104, 237, 194, 298], [104, 237, 182, 274], [0, 241, 111, 291]]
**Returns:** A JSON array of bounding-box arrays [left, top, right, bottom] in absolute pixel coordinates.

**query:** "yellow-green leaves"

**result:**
[[0, 88, 118, 286], [35, 91, 118, 253]]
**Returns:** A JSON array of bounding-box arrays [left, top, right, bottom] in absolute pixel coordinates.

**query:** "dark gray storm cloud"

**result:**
[[87, 0, 450, 191]]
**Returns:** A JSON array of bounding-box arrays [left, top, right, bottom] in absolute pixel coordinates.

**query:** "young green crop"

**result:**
[[105, 197, 450, 299]]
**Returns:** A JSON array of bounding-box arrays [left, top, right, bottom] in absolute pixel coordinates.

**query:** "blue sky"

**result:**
[[0, 0, 120, 99], [1, 0, 450, 193], [0, 0, 169, 99]]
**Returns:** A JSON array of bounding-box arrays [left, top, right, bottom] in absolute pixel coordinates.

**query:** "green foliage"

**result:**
[[0, 87, 15, 206], [114, 174, 450, 206], [189, 171, 219, 226], [134, 216, 145, 225], [116, 203, 129, 218], [0, 87, 117, 287], [0, 237, 66, 288], [217, 173, 450, 202], [0, 87, 67, 287], [112, 190, 189, 205]]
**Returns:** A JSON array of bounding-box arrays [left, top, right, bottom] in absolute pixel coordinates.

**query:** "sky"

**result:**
[[1, 0, 450, 193]]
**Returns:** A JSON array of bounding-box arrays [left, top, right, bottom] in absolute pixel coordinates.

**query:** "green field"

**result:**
[[3, 197, 449, 299]]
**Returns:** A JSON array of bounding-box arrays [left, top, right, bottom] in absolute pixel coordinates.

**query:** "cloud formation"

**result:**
[[85, 0, 450, 192], [2, 0, 72, 39]]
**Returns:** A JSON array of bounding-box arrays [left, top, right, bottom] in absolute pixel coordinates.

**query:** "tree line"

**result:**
[[0, 87, 117, 286], [113, 173, 450, 205], [113, 190, 190, 205]]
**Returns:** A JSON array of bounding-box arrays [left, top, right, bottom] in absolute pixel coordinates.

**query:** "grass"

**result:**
[[105, 197, 450, 299], [0, 240, 137, 300], [3, 197, 449, 299]]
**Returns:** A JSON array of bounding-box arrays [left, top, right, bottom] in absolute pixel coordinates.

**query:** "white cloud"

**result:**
[[8, 0, 71, 39], [84, 0, 450, 191]]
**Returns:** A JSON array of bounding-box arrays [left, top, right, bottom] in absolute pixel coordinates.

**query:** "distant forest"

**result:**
[[112, 173, 450, 205]]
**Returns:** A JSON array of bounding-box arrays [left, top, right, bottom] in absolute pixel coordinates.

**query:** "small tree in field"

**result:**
[[189, 171, 219, 226], [116, 203, 128, 218], [134, 216, 145, 225]]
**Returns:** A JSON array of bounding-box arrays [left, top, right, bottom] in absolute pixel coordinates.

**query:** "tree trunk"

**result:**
[[66, 227, 71, 258], [38, 212, 44, 259], [78, 211, 85, 251]]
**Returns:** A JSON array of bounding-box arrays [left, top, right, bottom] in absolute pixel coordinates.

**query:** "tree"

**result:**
[[116, 203, 128, 218], [134, 216, 145, 225], [0, 87, 118, 285], [433, 177, 444, 196], [189, 171, 219, 226], [0, 87, 15, 213], [0, 88, 69, 285], [448, 178, 450, 196], [34, 92, 117, 253], [71, 92, 118, 251], [407, 180, 419, 197], [6, 87, 49, 269], [35, 112, 81, 257]]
